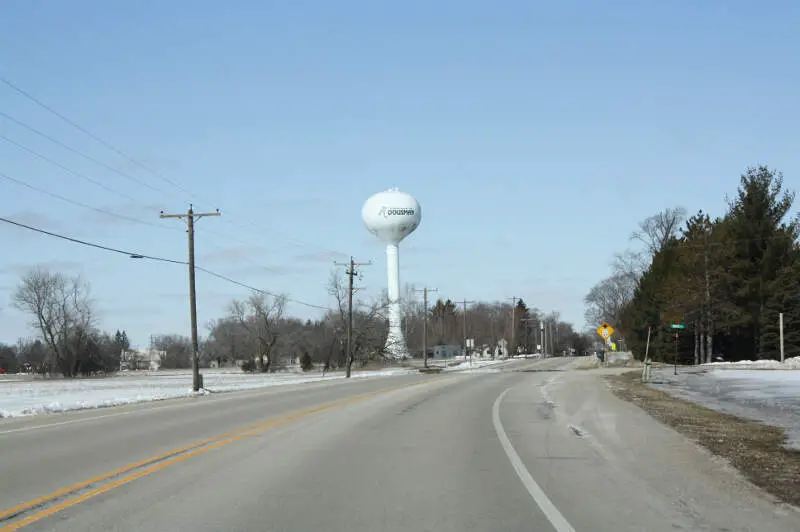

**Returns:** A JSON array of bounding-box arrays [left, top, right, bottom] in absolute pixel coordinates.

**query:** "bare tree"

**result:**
[[12, 268, 94, 377], [630, 207, 687, 259], [327, 270, 390, 377], [205, 317, 252, 367], [229, 292, 286, 372], [612, 249, 647, 283], [584, 273, 636, 327]]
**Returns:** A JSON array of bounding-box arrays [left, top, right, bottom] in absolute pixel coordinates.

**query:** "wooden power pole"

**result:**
[[160, 204, 220, 392], [414, 287, 438, 368], [334, 256, 371, 378], [508, 296, 519, 358], [460, 299, 475, 364]]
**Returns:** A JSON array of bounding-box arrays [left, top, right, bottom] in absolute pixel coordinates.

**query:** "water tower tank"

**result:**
[[362, 189, 421, 244]]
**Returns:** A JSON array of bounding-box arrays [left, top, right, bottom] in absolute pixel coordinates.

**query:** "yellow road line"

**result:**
[[0, 377, 440, 530]]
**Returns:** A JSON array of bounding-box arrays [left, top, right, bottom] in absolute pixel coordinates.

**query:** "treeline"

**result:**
[[2, 266, 591, 376], [585, 166, 799, 363], [201, 289, 591, 375]]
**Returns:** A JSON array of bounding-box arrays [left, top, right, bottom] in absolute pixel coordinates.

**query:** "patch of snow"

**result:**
[[443, 359, 508, 372]]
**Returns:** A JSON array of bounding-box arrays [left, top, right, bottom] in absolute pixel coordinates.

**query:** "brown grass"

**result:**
[[607, 370, 800, 507]]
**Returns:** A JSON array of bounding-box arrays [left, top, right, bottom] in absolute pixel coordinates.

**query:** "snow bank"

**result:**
[[702, 356, 800, 370], [0, 368, 415, 419], [569, 356, 601, 370], [567, 352, 634, 369], [651, 367, 800, 450], [606, 351, 633, 366]]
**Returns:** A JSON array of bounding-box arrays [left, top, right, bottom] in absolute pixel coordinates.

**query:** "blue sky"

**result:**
[[1, 0, 799, 348]]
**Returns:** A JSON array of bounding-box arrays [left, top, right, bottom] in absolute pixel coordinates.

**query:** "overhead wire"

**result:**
[[0, 75, 198, 201], [0, 215, 333, 311], [0, 128, 321, 273], [0, 74, 347, 257], [0, 133, 146, 204], [0, 110, 171, 195], [0, 170, 180, 231]]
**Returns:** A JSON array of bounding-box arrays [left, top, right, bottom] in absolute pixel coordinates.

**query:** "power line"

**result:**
[[0, 170, 178, 231], [0, 133, 145, 203], [192, 267, 329, 309], [0, 75, 348, 258], [0, 160, 293, 269], [0, 216, 184, 264], [0, 126, 340, 262], [0, 110, 170, 195], [0, 215, 332, 311], [0, 75, 197, 200]]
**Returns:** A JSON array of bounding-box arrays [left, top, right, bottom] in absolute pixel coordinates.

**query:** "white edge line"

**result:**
[[493, 387, 576, 532]]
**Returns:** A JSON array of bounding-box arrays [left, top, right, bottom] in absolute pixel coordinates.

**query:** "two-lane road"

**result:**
[[2, 358, 798, 531]]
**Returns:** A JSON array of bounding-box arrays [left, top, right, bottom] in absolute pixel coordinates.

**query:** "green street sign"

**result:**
[[670, 324, 685, 329]]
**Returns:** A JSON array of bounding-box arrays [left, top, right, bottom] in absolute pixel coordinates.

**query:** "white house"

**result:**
[[120, 349, 163, 371]]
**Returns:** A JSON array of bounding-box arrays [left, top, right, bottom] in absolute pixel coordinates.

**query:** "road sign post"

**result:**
[[669, 324, 683, 375]]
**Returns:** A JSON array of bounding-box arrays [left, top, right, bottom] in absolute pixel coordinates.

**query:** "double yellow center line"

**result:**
[[0, 378, 440, 531]]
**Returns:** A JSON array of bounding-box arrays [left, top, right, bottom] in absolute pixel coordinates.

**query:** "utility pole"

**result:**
[[160, 204, 220, 392], [508, 297, 518, 358], [539, 316, 547, 358], [555, 324, 560, 355], [703, 225, 713, 364], [334, 256, 371, 378], [414, 287, 438, 368], [459, 299, 475, 366]]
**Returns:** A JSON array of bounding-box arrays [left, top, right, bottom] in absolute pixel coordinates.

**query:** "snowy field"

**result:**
[[651, 365, 800, 450], [0, 358, 508, 419], [0, 367, 416, 419]]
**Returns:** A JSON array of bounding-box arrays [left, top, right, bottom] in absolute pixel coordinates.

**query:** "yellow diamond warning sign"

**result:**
[[596, 322, 615, 340]]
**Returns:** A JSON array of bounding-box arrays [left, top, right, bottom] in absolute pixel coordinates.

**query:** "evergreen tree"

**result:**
[[724, 166, 798, 359]]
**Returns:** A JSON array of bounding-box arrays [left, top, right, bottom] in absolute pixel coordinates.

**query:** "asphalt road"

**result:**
[[1, 358, 798, 531]]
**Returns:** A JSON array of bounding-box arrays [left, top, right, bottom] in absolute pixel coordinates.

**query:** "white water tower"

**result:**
[[362, 188, 422, 359]]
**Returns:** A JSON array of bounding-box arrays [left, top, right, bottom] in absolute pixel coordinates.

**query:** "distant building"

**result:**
[[120, 349, 163, 371], [432, 344, 462, 359]]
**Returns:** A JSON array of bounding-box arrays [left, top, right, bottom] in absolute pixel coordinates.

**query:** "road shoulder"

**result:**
[[505, 366, 800, 531], [608, 369, 800, 509]]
